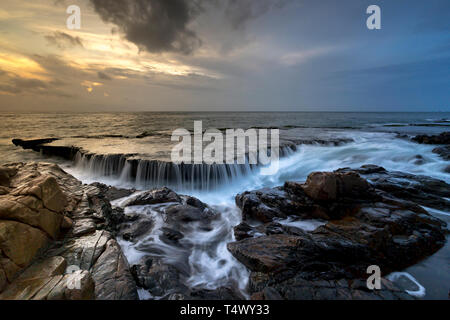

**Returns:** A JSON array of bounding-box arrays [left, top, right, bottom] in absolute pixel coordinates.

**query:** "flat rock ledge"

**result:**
[[230, 166, 448, 300], [0, 162, 137, 300]]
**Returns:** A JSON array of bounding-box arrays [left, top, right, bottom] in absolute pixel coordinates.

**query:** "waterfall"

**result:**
[[72, 145, 297, 191]]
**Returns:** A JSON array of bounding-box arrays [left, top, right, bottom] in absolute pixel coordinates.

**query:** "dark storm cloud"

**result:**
[[89, 0, 202, 54], [45, 31, 84, 49], [88, 0, 288, 54]]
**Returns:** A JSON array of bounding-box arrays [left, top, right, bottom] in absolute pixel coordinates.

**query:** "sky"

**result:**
[[0, 0, 449, 112]]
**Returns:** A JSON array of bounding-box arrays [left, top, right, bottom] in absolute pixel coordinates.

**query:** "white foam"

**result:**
[[276, 217, 327, 232], [386, 272, 426, 298], [137, 288, 153, 300]]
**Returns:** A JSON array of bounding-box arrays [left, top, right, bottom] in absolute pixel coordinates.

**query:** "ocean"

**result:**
[[1, 112, 449, 299]]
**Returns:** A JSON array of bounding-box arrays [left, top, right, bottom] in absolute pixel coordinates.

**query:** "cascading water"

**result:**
[[71, 145, 296, 192]]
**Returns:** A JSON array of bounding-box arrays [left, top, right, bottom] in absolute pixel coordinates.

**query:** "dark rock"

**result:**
[[432, 145, 450, 160], [122, 187, 181, 207], [412, 132, 450, 145], [229, 169, 447, 300], [159, 227, 184, 246], [302, 171, 374, 201], [121, 218, 154, 242], [90, 182, 135, 201], [131, 256, 189, 298], [338, 166, 450, 211]]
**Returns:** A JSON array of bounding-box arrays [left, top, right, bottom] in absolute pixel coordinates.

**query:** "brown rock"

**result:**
[[46, 270, 95, 300], [227, 235, 303, 273], [91, 239, 138, 300], [0, 196, 63, 239], [12, 175, 67, 213], [0, 221, 49, 267], [302, 171, 372, 201], [0, 167, 16, 187]]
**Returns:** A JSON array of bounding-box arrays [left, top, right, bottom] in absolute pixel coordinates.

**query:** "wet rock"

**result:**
[[71, 218, 97, 237], [164, 204, 218, 230], [230, 169, 447, 300], [91, 239, 138, 300], [412, 132, 450, 145], [0, 167, 16, 187], [338, 165, 450, 211], [0, 256, 95, 300], [121, 217, 154, 242], [122, 187, 182, 207], [159, 227, 184, 246], [0, 221, 49, 268], [302, 171, 374, 202], [131, 256, 189, 298], [0, 174, 67, 239], [432, 145, 450, 160], [188, 286, 246, 300], [227, 235, 306, 273], [0, 163, 138, 299], [90, 182, 135, 202]]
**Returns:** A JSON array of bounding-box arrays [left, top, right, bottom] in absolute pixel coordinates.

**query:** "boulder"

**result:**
[[302, 171, 373, 201], [0, 221, 49, 268], [0, 167, 17, 187], [91, 239, 138, 300], [432, 145, 450, 160], [122, 187, 181, 207], [412, 132, 450, 145]]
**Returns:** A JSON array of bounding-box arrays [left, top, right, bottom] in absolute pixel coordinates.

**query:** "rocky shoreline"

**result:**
[[0, 161, 448, 300], [1, 132, 448, 300]]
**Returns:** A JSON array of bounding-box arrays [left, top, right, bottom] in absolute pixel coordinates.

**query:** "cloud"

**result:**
[[88, 0, 289, 54], [45, 31, 84, 49], [98, 71, 112, 80], [89, 0, 202, 54]]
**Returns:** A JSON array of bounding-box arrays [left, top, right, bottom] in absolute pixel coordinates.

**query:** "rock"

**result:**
[[0, 256, 70, 300], [188, 287, 246, 300], [90, 182, 135, 201], [121, 217, 154, 242], [17, 256, 67, 280], [412, 132, 450, 145], [131, 256, 189, 298], [338, 166, 450, 211], [0, 174, 67, 239], [45, 270, 95, 300], [164, 204, 217, 226], [0, 163, 138, 300], [159, 227, 184, 246], [0, 221, 49, 268], [61, 216, 73, 230], [71, 218, 97, 237], [302, 171, 373, 201], [432, 145, 450, 160], [91, 239, 138, 300], [12, 175, 68, 212], [0, 269, 6, 292], [229, 168, 447, 300], [122, 187, 181, 207], [227, 235, 305, 273], [0, 167, 16, 187]]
